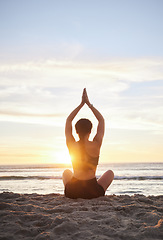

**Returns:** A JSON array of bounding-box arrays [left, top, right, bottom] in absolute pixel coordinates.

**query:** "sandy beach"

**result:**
[[0, 192, 162, 240]]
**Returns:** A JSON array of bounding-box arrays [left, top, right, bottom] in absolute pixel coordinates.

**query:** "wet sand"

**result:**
[[0, 192, 162, 240]]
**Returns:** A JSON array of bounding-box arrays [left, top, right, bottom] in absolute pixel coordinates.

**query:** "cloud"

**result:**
[[0, 85, 66, 125], [0, 110, 64, 118], [108, 108, 163, 132], [0, 58, 163, 89], [0, 57, 162, 131]]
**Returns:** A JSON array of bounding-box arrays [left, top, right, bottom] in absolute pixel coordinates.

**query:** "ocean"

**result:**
[[0, 163, 162, 196]]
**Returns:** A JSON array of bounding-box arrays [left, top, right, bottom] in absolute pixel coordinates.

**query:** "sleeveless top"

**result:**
[[78, 140, 99, 168]]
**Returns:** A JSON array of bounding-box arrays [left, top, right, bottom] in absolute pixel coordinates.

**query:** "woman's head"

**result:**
[[75, 118, 92, 139]]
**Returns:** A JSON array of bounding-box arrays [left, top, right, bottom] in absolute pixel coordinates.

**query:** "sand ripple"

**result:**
[[0, 192, 162, 240]]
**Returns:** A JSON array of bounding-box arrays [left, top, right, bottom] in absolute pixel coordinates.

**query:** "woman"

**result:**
[[62, 88, 114, 199]]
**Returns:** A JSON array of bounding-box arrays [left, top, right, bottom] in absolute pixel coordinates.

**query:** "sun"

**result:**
[[55, 150, 72, 164]]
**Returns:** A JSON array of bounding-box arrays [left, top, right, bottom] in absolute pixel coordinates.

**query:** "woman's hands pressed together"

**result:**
[[82, 88, 91, 106]]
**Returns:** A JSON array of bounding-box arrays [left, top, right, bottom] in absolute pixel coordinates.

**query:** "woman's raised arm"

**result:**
[[65, 90, 85, 144], [83, 88, 105, 146]]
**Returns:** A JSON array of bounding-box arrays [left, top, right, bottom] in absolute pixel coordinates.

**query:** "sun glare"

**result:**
[[55, 150, 72, 164]]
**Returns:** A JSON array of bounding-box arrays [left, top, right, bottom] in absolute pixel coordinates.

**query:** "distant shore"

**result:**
[[0, 192, 162, 240]]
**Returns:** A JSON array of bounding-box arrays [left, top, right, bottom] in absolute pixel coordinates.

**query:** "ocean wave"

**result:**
[[114, 176, 163, 180], [0, 176, 61, 181], [0, 175, 163, 181]]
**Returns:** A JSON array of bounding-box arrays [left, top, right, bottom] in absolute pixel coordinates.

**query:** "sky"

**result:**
[[0, 0, 163, 165]]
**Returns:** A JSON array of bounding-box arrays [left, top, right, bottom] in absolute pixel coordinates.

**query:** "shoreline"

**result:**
[[0, 161, 162, 167], [0, 192, 163, 240]]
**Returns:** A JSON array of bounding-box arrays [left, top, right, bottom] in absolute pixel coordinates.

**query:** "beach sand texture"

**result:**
[[0, 192, 162, 240]]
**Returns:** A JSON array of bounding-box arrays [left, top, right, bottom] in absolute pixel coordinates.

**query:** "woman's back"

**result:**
[[68, 139, 100, 180]]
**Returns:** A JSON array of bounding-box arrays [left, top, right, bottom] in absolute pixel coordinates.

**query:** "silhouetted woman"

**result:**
[[63, 88, 114, 199]]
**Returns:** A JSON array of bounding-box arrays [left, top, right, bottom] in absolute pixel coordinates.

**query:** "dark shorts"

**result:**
[[65, 177, 105, 199]]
